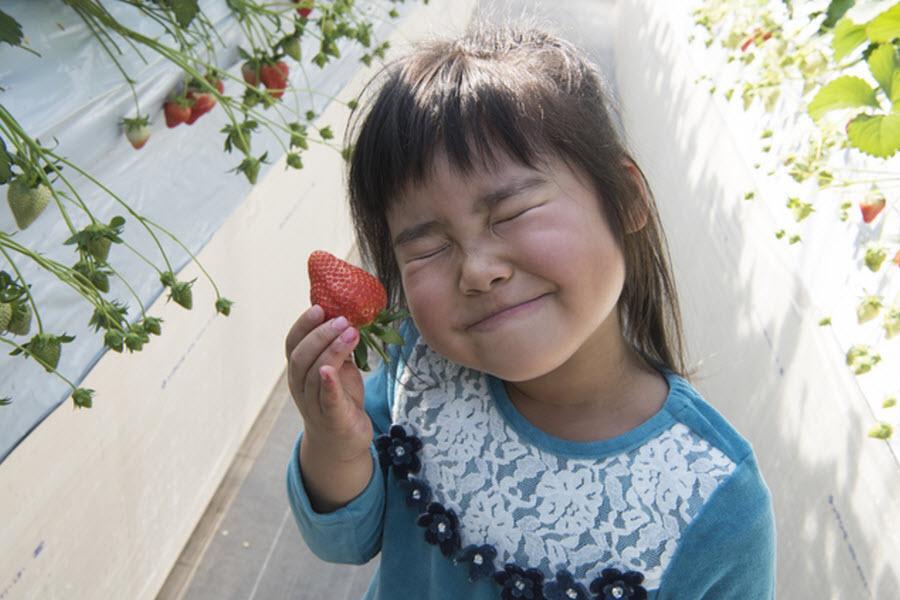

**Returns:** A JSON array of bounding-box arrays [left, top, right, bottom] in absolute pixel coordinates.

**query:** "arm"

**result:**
[[285, 348, 395, 564], [656, 452, 777, 599]]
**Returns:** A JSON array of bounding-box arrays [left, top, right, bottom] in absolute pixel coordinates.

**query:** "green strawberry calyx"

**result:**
[[353, 307, 409, 372]]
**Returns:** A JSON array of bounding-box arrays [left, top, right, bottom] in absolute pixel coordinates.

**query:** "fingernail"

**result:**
[[340, 327, 357, 343], [310, 305, 323, 320], [332, 316, 349, 330]]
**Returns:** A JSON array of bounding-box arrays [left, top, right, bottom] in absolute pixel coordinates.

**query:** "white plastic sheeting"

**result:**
[[0, 0, 413, 462]]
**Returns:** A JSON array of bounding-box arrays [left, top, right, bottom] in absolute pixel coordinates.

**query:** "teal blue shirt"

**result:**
[[286, 320, 776, 599]]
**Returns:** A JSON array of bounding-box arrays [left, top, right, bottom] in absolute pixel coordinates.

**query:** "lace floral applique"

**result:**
[[375, 424, 650, 599]]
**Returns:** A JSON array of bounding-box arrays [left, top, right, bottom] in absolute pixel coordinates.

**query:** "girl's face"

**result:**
[[386, 150, 627, 382]]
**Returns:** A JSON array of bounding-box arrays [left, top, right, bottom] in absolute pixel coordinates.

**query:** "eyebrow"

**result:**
[[392, 174, 548, 248]]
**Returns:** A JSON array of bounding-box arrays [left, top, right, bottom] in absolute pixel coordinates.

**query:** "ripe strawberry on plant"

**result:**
[[260, 62, 288, 98], [293, 0, 313, 18], [122, 116, 151, 149], [7, 175, 51, 230], [860, 191, 886, 224], [241, 61, 260, 86], [307, 250, 407, 371], [164, 98, 192, 128], [186, 91, 216, 125]]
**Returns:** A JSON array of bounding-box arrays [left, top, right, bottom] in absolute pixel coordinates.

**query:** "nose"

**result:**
[[458, 247, 513, 295]]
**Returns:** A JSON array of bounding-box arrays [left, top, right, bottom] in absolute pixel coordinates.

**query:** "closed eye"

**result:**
[[412, 244, 449, 261], [493, 207, 534, 226]]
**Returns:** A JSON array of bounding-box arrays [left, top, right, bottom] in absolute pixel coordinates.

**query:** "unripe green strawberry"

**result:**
[[87, 237, 112, 262], [215, 297, 233, 316], [27, 333, 62, 372], [283, 35, 302, 61], [142, 316, 162, 335], [104, 330, 125, 352], [0, 302, 11, 332], [168, 280, 194, 309], [884, 306, 900, 339], [7, 177, 51, 230], [72, 388, 94, 408], [865, 245, 887, 272], [7, 301, 32, 336], [856, 295, 882, 324]]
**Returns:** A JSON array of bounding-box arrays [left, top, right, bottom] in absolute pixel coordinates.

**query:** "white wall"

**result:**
[[614, 1, 900, 597], [0, 1, 475, 598]]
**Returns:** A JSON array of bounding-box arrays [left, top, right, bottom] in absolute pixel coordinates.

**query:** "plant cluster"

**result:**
[[689, 0, 899, 438], [0, 0, 419, 408]]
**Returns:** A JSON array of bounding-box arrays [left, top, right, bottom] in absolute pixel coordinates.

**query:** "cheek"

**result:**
[[401, 266, 452, 331]]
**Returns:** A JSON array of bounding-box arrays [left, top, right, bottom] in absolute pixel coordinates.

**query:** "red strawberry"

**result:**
[[164, 99, 191, 128], [123, 116, 150, 149], [893, 250, 900, 267], [293, 0, 313, 18], [276, 61, 289, 78], [860, 191, 886, 224], [241, 61, 259, 86], [260, 63, 288, 98], [207, 75, 224, 94], [186, 91, 216, 124], [307, 250, 407, 371]]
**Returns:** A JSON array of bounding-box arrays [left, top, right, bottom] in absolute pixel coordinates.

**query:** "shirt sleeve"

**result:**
[[284, 355, 394, 565], [656, 452, 777, 599]]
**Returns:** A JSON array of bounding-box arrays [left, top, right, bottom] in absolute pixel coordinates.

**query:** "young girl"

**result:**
[[283, 21, 776, 600]]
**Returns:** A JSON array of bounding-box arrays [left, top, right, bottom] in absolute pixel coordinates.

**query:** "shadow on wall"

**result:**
[[618, 2, 899, 599]]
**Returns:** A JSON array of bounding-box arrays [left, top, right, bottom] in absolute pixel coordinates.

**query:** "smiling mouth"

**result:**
[[467, 293, 550, 330]]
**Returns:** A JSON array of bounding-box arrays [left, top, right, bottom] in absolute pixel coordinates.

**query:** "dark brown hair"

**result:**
[[345, 20, 695, 380]]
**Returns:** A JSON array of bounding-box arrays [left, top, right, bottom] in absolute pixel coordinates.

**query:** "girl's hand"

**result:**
[[284, 304, 373, 463]]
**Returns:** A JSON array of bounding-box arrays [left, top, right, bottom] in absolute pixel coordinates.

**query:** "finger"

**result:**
[[291, 316, 356, 406], [317, 364, 353, 420], [306, 324, 360, 397], [284, 304, 325, 361]]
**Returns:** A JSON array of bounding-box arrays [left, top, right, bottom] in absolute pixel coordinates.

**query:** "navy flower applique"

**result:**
[[374, 424, 423, 480], [543, 569, 591, 600], [453, 544, 497, 582], [416, 502, 461, 557], [494, 564, 545, 600], [397, 476, 431, 509], [589, 568, 648, 600]]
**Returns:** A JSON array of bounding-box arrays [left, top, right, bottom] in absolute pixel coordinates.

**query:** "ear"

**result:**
[[621, 159, 650, 234]]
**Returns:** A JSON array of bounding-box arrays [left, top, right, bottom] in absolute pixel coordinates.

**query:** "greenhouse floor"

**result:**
[[156, 1, 617, 598]]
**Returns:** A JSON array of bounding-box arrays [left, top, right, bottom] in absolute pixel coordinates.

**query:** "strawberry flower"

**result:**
[[453, 544, 497, 582], [416, 502, 461, 557], [494, 564, 545, 600], [374, 424, 422, 480], [588, 568, 648, 600], [543, 570, 590, 600]]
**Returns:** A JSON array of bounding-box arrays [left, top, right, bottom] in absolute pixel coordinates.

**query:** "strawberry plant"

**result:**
[[0, 0, 420, 410], [689, 0, 899, 438]]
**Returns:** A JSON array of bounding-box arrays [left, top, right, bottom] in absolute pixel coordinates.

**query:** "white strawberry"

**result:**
[[7, 176, 51, 230]]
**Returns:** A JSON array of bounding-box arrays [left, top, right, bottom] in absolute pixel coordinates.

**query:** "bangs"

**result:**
[[349, 41, 579, 212]]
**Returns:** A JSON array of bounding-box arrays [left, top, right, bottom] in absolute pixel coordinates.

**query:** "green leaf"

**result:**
[[866, 3, 900, 44], [171, 0, 200, 28], [0, 9, 23, 47], [833, 17, 867, 61], [0, 137, 11, 184], [846, 112, 900, 158], [822, 0, 855, 29], [808, 75, 880, 121], [867, 42, 900, 99]]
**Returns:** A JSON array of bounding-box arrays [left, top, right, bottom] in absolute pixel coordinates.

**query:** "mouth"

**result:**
[[467, 293, 550, 331]]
